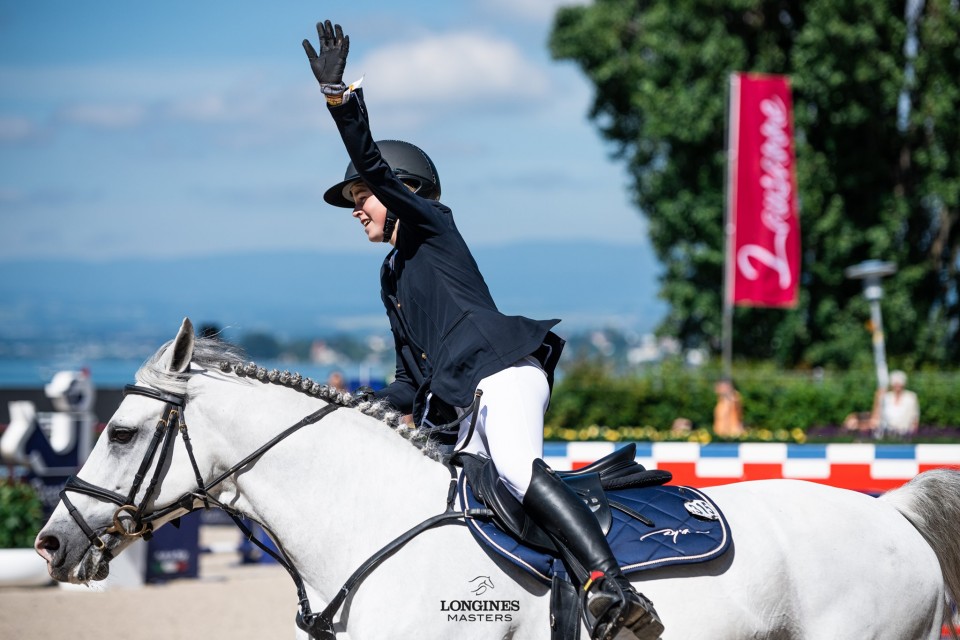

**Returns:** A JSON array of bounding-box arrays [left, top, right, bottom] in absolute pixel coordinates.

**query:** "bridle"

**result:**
[[60, 384, 196, 551], [59, 383, 338, 572], [58, 381, 491, 640]]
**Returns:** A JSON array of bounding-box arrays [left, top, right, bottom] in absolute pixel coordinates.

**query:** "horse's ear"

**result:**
[[160, 317, 195, 374]]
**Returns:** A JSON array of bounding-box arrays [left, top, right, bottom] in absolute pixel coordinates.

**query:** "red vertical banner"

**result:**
[[727, 73, 801, 308]]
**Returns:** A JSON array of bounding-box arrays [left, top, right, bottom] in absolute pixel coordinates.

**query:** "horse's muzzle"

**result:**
[[35, 523, 117, 584]]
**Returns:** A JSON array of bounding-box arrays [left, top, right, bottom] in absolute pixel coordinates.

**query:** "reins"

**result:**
[[60, 381, 494, 640]]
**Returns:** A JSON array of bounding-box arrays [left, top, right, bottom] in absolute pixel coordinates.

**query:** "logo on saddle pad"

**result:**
[[684, 499, 720, 521], [640, 527, 710, 544], [439, 576, 520, 623], [469, 575, 495, 596]]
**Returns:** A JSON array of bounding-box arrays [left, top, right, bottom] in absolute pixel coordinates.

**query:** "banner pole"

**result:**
[[721, 73, 739, 381]]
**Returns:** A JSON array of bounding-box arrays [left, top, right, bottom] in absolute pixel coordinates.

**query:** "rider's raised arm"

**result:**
[[303, 20, 448, 235], [327, 89, 449, 236]]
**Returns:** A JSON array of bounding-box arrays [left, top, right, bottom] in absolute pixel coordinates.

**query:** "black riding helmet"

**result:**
[[323, 139, 441, 208]]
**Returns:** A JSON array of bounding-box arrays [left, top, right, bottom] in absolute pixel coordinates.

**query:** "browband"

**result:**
[[123, 384, 186, 407]]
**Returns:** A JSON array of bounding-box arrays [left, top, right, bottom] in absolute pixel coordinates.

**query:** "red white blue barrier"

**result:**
[[543, 442, 960, 494]]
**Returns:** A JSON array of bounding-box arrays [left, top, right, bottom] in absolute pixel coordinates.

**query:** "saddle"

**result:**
[[454, 444, 731, 640], [457, 443, 673, 553]]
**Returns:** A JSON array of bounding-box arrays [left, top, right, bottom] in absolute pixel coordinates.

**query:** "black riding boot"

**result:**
[[523, 459, 664, 640]]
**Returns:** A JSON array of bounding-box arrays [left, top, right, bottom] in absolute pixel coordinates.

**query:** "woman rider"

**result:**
[[303, 20, 663, 640]]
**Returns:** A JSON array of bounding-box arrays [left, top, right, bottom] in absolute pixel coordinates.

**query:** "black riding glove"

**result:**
[[302, 20, 350, 97]]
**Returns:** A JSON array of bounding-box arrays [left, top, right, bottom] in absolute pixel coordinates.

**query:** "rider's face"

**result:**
[[350, 182, 390, 243]]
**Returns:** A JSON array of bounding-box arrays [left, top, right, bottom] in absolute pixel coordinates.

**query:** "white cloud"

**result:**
[[2, 62, 314, 134], [0, 187, 23, 204], [358, 31, 550, 107], [0, 186, 99, 209], [7, 69, 322, 148], [0, 115, 41, 142], [0, 28, 559, 145], [166, 94, 229, 122], [57, 103, 147, 129]]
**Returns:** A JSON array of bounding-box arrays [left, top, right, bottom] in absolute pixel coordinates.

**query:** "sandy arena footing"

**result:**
[[0, 525, 298, 640]]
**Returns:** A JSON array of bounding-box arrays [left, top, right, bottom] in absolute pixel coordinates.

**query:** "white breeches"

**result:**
[[455, 357, 549, 501]]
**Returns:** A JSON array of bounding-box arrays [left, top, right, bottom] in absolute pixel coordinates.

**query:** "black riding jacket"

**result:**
[[328, 90, 563, 423]]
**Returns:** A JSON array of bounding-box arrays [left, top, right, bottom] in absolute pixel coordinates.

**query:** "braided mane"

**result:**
[[136, 336, 442, 459]]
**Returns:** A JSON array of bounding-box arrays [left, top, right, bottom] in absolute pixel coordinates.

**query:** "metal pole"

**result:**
[[721, 73, 738, 381], [722, 258, 734, 381], [868, 293, 890, 437], [844, 260, 896, 436], [866, 284, 890, 392]]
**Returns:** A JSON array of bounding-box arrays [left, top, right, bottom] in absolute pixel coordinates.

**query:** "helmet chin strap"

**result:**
[[382, 212, 398, 243]]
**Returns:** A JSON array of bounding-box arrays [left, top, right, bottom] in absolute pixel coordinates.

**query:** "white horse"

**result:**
[[35, 319, 960, 640]]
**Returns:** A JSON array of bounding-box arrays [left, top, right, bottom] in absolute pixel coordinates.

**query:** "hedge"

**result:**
[[544, 361, 960, 443], [0, 480, 44, 549]]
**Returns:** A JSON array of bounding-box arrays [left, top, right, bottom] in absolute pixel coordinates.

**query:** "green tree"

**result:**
[[907, 0, 960, 365], [550, 0, 959, 367]]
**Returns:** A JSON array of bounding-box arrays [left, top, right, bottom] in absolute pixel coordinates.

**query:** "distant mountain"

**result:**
[[0, 241, 666, 349]]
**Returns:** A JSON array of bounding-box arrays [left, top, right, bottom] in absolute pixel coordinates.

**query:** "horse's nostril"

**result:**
[[35, 533, 67, 570], [36, 534, 61, 557]]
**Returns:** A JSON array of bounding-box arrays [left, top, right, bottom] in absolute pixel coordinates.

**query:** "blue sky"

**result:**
[[0, 0, 655, 263]]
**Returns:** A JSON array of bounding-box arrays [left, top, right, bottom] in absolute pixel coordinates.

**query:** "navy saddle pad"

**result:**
[[458, 474, 731, 585]]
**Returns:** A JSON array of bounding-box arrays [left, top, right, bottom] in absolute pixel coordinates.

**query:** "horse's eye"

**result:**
[[108, 427, 136, 444]]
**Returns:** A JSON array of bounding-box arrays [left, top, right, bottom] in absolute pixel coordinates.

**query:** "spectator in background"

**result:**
[[713, 378, 745, 438], [843, 410, 875, 437], [879, 370, 919, 438], [327, 370, 347, 393]]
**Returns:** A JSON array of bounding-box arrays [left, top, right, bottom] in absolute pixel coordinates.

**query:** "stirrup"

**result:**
[[580, 571, 664, 640]]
